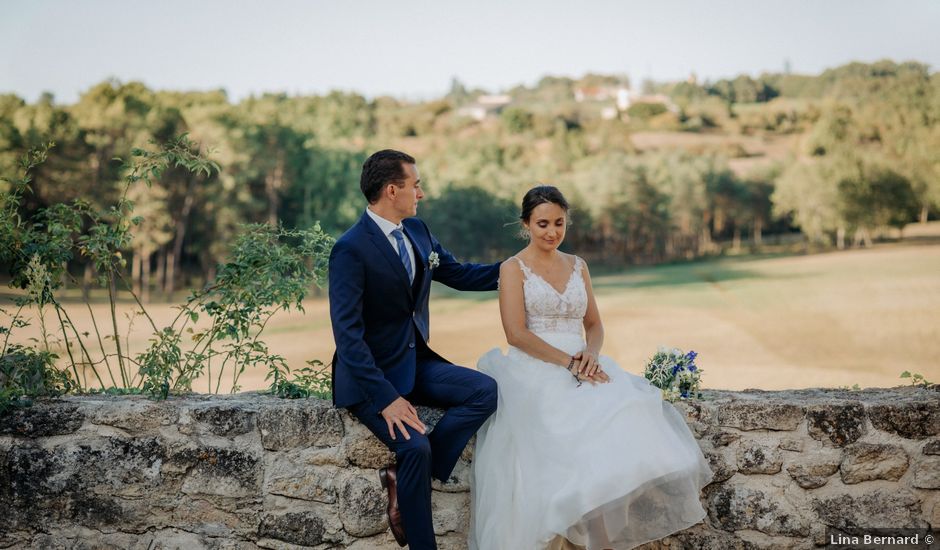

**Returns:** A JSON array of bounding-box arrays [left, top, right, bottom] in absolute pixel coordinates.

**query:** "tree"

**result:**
[[838, 164, 919, 244], [501, 107, 534, 134], [418, 185, 519, 262], [772, 159, 845, 246]]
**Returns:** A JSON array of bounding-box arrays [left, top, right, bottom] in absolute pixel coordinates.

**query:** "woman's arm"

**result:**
[[498, 259, 573, 369], [575, 259, 608, 381]]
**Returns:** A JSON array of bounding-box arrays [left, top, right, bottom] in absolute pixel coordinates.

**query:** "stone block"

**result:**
[[341, 417, 395, 469], [265, 455, 341, 503], [737, 442, 783, 475], [674, 400, 718, 438], [806, 402, 865, 447], [717, 400, 804, 431], [432, 491, 470, 535], [345, 533, 405, 549], [813, 489, 926, 529], [839, 442, 909, 484], [432, 458, 471, 493], [258, 508, 342, 547], [652, 523, 749, 550], [923, 439, 940, 455], [706, 482, 810, 536], [868, 400, 940, 439], [178, 445, 262, 498], [340, 472, 388, 537], [258, 400, 344, 450], [709, 431, 741, 447], [779, 438, 804, 452], [169, 496, 258, 538], [786, 456, 840, 489], [703, 450, 736, 484], [184, 403, 257, 437], [2, 435, 172, 532], [83, 397, 179, 433], [912, 456, 940, 489], [0, 401, 84, 437]]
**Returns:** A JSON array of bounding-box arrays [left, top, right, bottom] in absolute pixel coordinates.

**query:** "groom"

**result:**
[[329, 149, 500, 549]]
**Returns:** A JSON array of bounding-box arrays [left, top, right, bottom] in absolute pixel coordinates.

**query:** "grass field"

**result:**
[[4, 230, 939, 394]]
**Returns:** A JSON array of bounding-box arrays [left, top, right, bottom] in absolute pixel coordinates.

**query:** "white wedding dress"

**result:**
[[470, 257, 713, 550]]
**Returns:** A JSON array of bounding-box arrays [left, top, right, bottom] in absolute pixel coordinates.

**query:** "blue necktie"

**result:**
[[391, 229, 414, 283]]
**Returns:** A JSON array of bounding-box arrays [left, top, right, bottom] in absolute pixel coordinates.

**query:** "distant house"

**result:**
[[456, 94, 513, 121], [574, 86, 621, 102], [576, 84, 679, 118]]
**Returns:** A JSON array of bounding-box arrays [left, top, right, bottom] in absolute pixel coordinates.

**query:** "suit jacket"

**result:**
[[329, 211, 501, 410]]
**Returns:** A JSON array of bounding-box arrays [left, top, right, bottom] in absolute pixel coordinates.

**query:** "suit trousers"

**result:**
[[347, 343, 498, 550]]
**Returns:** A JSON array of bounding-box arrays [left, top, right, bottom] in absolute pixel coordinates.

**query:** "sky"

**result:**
[[2, 0, 938, 104]]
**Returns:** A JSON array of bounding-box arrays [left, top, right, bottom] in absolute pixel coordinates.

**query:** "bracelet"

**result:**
[[567, 355, 582, 387]]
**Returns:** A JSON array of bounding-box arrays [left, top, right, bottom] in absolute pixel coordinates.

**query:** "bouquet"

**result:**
[[644, 346, 703, 402]]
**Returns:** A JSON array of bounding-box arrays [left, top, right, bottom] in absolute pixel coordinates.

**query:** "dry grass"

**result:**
[[4, 232, 939, 393]]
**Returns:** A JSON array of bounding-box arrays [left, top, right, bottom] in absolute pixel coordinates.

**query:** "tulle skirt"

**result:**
[[470, 332, 714, 550]]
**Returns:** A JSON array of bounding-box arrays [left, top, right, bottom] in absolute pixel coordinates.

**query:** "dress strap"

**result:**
[[511, 256, 534, 280]]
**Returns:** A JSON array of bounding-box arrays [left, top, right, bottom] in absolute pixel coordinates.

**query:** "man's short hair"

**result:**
[[360, 149, 416, 204]]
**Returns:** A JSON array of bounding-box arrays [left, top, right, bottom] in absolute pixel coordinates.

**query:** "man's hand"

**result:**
[[381, 397, 427, 441]]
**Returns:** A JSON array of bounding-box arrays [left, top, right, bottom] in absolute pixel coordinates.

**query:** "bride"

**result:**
[[470, 185, 713, 550]]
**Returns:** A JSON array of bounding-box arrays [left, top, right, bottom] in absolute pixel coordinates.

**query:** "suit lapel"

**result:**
[[361, 213, 413, 295]]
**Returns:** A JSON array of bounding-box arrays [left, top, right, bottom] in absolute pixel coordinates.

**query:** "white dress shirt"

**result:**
[[366, 207, 416, 281]]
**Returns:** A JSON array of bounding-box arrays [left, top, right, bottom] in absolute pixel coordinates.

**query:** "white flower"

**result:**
[[428, 252, 440, 270]]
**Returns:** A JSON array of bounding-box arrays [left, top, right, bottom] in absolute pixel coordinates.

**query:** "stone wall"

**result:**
[[0, 386, 937, 549]]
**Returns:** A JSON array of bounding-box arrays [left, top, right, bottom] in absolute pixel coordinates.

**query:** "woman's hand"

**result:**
[[588, 368, 610, 384], [573, 350, 610, 384], [574, 349, 600, 377]]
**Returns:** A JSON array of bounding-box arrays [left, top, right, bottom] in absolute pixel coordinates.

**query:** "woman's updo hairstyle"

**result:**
[[519, 185, 570, 223]]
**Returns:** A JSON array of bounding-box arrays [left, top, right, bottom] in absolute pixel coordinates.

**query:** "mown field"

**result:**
[[4, 227, 940, 394]]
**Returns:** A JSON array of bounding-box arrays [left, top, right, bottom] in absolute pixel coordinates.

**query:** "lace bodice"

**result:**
[[514, 256, 587, 336]]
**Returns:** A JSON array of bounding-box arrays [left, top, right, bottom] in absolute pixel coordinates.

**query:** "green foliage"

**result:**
[[0, 59, 934, 310], [500, 107, 534, 134], [706, 75, 779, 104], [626, 102, 667, 120], [419, 186, 519, 262], [0, 344, 75, 415], [772, 158, 843, 244], [137, 222, 334, 397], [838, 164, 919, 232], [1, 139, 335, 407], [268, 359, 331, 399], [900, 370, 933, 388]]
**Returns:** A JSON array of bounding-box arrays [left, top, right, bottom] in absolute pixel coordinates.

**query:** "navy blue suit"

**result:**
[[329, 211, 500, 549]]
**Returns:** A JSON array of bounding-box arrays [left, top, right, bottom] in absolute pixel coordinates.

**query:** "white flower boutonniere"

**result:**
[[428, 252, 440, 270]]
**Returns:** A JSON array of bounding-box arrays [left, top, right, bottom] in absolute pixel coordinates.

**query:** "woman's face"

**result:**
[[524, 202, 567, 252]]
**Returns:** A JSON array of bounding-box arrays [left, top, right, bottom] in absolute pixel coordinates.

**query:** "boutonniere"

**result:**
[[428, 252, 440, 270]]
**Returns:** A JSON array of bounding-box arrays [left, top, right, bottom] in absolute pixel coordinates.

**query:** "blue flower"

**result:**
[[689, 365, 697, 371], [685, 350, 698, 361]]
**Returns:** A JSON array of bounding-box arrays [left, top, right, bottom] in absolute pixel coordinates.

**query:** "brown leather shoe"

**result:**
[[379, 465, 407, 547]]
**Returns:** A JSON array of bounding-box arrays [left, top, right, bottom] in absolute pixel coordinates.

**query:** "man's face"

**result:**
[[390, 162, 424, 219]]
